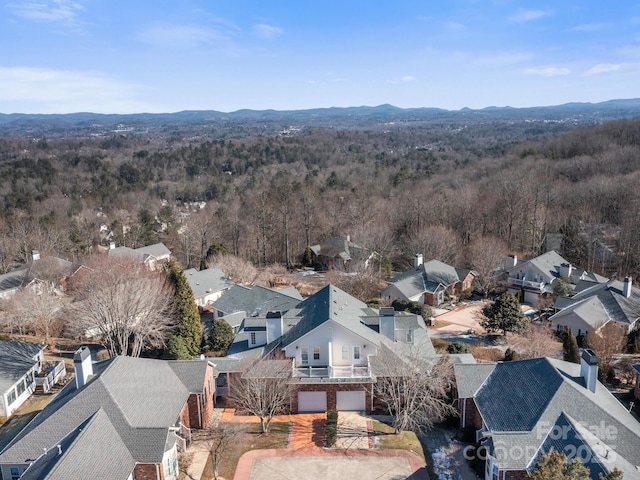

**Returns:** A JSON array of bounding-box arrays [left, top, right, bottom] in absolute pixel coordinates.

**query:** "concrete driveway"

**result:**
[[336, 411, 370, 448]]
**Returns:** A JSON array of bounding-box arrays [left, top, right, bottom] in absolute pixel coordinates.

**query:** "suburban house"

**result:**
[[218, 284, 436, 413], [382, 255, 475, 306], [505, 250, 608, 305], [107, 242, 171, 270], [550, 277, 640, 337], [209, 284, 303, 331], [309, 235, 376, 270], [454, 351, 640, 480], [0, 341, 46, 418], [184, 267, 235, 308], [0, 252, 87, 300], [0, 346, 215, 480]]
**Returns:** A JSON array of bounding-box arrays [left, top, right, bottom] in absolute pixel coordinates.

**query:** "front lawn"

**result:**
[[371, 420, 425, 461], [199, 422, 290, 480]]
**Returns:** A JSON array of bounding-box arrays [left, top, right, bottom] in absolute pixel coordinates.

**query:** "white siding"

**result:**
[[284, 320, 377, 368]]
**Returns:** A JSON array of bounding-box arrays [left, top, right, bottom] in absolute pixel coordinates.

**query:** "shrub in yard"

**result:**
[[326, 410, 338, 447], [431, 338, 451, 353], [447, 341, 471, 354]]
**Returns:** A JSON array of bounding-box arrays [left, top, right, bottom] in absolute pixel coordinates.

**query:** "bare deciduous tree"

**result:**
[[230, 360, 292, 434], [511, 324, 562, 359], [208, 253, 257, 285], [0, 287, 64, 343], [586, 322, 628, 382], [466, 235, 508, 296], [325, 266, 383, 303], [374, 345, 457, 433], [68, 255, 175, 357], [203, 422, 241, 480]]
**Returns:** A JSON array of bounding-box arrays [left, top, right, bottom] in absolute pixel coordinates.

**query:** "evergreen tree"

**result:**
[[562, 327, 580, 363], [164, 258, 204, 357], [166, 334, 191, 360], [481, 292, 528, 335], [210, 319, 235, 353]]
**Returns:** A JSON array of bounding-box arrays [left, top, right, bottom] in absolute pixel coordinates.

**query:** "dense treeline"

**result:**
[[0, 117, 639, 281]]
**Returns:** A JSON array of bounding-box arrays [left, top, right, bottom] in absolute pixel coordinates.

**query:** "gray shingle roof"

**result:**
[[0, 341, 45, 393], [19, 409, 136, 480], [551, 279, 640, 328], [184, 267, 235, 299], [473, 357, 640, 474], [453, 363, 496, 399], [0, 266, 28, 294], [384, 259, 463, 298], [310, 237, 372, 263], [0, 356, 209, 474], [135, 243, 171, 258], [211, 284, 300, 316]]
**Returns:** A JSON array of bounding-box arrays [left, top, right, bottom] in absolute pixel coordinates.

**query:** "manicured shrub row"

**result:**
[[326, 410, 338, 447]]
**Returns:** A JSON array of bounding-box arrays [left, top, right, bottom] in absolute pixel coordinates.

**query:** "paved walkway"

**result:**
[[234, 448, 429, 480]]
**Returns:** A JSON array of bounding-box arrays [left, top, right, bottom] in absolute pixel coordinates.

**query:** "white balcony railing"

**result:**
[[294, 364, 371, 379], [507, 277, 544, 290], [35, 360, 66, 393]]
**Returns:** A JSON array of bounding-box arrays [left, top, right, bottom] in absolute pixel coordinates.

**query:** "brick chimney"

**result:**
[[379, 307, 395, 341], [580, 348, 599, 393], [623, 277, 632, 298], [73, 346, 93, 389]]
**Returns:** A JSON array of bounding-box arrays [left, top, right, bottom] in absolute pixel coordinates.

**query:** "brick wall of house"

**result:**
[[133, 463, 164, 480], [458, 397, 482, 442], [290, 383, 373, 413], [424, 292, 436, 306]]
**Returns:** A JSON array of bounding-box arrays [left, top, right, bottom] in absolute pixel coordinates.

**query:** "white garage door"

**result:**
[[298, 391, 327, 412], [336, 391, 366, 411]]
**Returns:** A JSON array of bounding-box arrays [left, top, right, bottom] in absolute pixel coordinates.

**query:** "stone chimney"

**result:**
[[266, 311, 283, 344], [73, 346, 93, 389], [623, 277, 632, 298], [31, 250, 40, 261], [580, 348, 599, 393], [379, 307, 395, 341], [414, 254, 423, 268], [506, 254, 517, 270], [559, 263, 572, 279]]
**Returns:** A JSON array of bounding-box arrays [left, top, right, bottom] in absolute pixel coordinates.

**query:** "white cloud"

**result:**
[[9, 0, 84, 23], [253, 23, 283, 39], [569, 23, 611, 33], [0, 66, 147, 113], [585, 64, 621, 75], [137, 24, 223, 49], [523, 67, 571, 77], [401, 76, 417, 82], [508, 10, 550, 23]]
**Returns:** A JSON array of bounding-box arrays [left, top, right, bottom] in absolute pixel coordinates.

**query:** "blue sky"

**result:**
[[1, 1, 640, 114]]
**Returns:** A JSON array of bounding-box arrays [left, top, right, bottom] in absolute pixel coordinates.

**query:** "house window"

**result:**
[[7, 388, 16, 405], [16, 379, 26, 397], [250, 332, 256, 345], [216, 374, 227, 387], [313, 346, 320, 360], [406, 330, 413, 343], [301, 347, 309, 365], [353, 346, 361, 361], [341, 345, 349, 360], [10, 467, 21, 480]]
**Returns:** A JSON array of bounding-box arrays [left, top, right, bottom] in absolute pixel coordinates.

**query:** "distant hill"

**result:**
[[1, 99, 639, 137]]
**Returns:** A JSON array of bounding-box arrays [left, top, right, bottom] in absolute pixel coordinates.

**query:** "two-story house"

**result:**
[[0, 347, 215, 480], [184, 267, 235, 308], [505, 250, 607, 305], [222, 284, 436, 413], [454, 351, 640, 480]]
